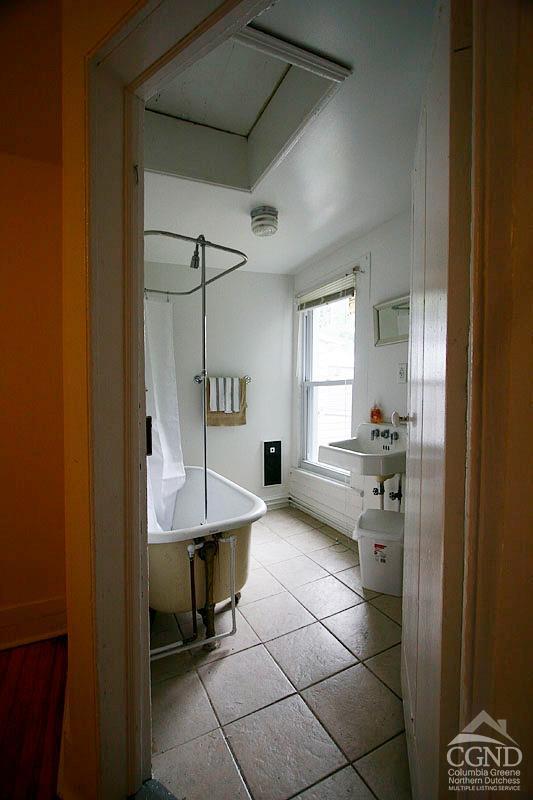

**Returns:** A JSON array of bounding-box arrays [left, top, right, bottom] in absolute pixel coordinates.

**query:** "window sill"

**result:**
[[298, 460, 350, 485]]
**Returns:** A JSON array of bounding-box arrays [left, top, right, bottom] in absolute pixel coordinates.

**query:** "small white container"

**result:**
[[357, 510, 404, 597]]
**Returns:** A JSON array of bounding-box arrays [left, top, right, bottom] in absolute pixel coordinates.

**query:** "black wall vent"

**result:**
[[263, 440, 282, 486]]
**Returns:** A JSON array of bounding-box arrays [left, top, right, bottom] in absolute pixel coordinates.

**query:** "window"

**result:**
[[299, 279, 355, 478]]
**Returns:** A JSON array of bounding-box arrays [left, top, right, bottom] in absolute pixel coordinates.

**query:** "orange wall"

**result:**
[[0, 1, 65, 648], [61, 3, 148, 797], [0, 0, 145, 791]]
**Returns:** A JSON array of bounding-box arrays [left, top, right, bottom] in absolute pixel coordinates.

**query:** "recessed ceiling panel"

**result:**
[[145, 28, 348, 191], [146, 40, 288, 136], [145, 0, 436, 275]]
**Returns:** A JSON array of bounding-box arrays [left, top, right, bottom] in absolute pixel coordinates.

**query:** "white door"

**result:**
[[402, 103, 426, 769], [402, 0, 473, 795], [403, 14, 451, 790]]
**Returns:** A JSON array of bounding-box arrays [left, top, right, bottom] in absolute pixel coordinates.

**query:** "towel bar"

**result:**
[[194, 373, 251, 384]]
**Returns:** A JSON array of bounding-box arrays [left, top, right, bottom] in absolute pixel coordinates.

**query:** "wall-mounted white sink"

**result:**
[[318, 422, 406, 478]]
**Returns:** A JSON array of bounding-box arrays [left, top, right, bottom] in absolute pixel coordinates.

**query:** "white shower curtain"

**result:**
[[145, 298, 186, 532]]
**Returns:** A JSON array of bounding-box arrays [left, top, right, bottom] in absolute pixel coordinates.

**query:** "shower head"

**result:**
[[190, 243, 200, 269]]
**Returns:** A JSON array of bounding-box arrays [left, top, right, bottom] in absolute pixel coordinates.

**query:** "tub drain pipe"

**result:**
[[187, 543, 198, 641], [200, 539, 218, 646], [150, 535, 237, 661]]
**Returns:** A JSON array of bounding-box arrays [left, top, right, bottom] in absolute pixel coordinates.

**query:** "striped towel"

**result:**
[[209, 377, 241, 413]]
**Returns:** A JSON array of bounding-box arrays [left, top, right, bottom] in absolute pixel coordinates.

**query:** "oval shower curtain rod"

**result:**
[[144, 229, 247, 521], [144, 229, 248, 297]]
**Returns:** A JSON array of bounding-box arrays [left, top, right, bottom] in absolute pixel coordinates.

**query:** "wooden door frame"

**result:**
[[461, 0, 533, 790], [69, 0, 532, 795], [63, 2, 274, 796], [404, 1, 532, 795]]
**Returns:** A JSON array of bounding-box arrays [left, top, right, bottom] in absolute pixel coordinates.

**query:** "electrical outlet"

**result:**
[[398, 362, 408, 383]]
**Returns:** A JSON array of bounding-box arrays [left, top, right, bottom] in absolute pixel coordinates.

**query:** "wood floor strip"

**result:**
[[0, 636, 67, 800]]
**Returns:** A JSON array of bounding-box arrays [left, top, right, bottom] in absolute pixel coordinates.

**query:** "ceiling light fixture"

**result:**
[[251, 205, 278, 237]]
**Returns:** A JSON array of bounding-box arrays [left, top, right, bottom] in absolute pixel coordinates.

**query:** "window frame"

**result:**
[[299, 300, 355, 482]]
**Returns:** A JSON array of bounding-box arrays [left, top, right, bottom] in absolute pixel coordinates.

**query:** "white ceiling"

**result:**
[[146, 40, 288, 136], [145, 0, 435, 275]]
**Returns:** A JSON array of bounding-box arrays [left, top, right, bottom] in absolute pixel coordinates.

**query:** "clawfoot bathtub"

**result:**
[[148, 466, 266, 614]]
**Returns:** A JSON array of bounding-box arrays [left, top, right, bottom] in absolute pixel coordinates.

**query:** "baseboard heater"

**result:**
[[288, 494, 355, 539]]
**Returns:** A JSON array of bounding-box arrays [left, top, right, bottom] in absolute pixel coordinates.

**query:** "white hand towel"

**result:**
[[216, 377, 224, 411], [209, 377, 218, 412], [232, 378, 240, 412], [224, 377, 232, 413]]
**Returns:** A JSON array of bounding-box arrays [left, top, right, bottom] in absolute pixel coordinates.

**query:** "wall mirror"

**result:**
[[373, 295, 410, 346]]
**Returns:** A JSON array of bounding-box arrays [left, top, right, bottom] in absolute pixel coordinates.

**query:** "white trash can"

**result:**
[[357, 510, 404, 597]]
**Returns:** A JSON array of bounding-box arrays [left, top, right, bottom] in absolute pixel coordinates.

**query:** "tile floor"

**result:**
[[150, 507, 411, 800]]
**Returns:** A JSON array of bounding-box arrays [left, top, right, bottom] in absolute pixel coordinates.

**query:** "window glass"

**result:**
[[310, 297, 355, 381], [306, 383, 353, 463], [302, 294, 355, 471]]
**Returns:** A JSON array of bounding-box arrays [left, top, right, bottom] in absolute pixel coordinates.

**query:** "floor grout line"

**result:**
[[151, 509, 406, 800], [151, 627, 401, 696], [251, 513, 404, 798], [258, 555, 363, 590], [194, 655, 255, 799], [152, 648, 402, 793], [358, 658, 403, 701], [352, 728, 407, 767], [294, 682, 405, 800], [295, 679, 368, 774], [220, 689, 299, 729], [264, 644, 358, 692], [246, 573, 396, 662], [368, 597, 403, 625], [250, 521, 405, 787], [247, 551, 403, 791], [219, 729, 254, 800], [151, 720, 221, 758], [285, 764, 380, 800]]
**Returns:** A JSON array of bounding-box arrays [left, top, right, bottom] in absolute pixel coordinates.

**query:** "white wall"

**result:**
[[145, 262, 294, 503], [145, 209, 410, 526], [291, 210, 411, 527], [295, 209, 411, 425]]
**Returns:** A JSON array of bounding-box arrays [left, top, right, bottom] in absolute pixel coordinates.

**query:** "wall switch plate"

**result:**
[[398, 362, 408, 383]]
